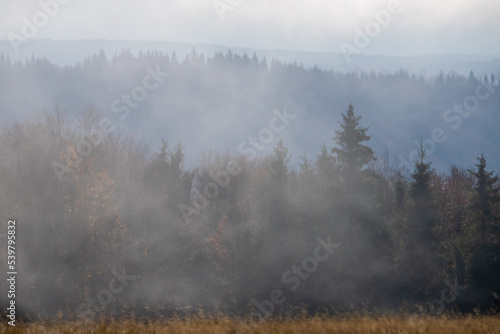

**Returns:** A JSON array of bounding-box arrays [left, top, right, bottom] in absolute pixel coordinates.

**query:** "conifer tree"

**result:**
[[410, 141, 435, 242], [403, 142, 440, 299], [468, 154, 500, 290], [267, 139, 291, 229], [332, 103, 375, 182]]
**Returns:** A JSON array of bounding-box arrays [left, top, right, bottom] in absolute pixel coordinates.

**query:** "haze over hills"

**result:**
[[1, 39, 499, 76], [0, 40, 498, 172], [2, 0, 500, 323]]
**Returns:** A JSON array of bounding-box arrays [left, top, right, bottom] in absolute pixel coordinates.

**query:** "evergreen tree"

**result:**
[[410, 141, 435, 242], [298, 152, 313, 176], [332, 103, 375, 182], [316, 144, 336, 180], [395, 172, 407, 211], [404, 141, 440, 299], [468, 154, 500, 290], [468, 155, 499, 245], [330, 103, 375, 239], [269, 138, 290, 190]]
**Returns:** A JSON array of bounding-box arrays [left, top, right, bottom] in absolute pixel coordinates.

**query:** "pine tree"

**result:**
[[469, 155, 499, 244], [403, 141, 439, 299], [314, 144, 338, 224], [468, 154, 500, 290], [395, 172, 407, 211], [332, 103, 375, 182], [316, 144, 336, 180], [410, 141, 435, 242], [269, 138, 290, 189]]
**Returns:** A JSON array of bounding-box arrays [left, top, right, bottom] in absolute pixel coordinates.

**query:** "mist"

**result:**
[[0, 0, 500, 326], [0, 48, 499, 171], [0, 46, 499, 321]]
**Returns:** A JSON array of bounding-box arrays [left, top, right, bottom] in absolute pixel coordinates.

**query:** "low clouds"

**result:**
[[1, 0, 499, 55]]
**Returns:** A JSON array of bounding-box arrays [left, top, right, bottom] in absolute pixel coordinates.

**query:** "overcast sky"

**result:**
[[1, 0, 499, 56]]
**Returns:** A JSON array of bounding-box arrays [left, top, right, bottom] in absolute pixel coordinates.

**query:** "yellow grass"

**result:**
[[1, 315, 500, 333]]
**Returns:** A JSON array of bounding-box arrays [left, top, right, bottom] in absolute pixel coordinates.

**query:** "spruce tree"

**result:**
[[331, 103, 375, 236], [468, 154, 500, 290], [410, 141, 435, 242], [332, 103, 375, 182], [268, 139, 291, 230], [405, 141, 439, 299]]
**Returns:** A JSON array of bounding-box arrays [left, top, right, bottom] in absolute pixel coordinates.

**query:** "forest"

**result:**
[[3, 0, 500, 330], [1, 48, 499, 171], [0, 49, 499, 322], [0, 99, 499, 320]]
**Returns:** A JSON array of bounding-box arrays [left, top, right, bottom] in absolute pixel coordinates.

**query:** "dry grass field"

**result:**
[[1, 315, 500, 334]]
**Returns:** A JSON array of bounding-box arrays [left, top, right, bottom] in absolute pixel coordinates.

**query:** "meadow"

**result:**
[[1, 315, 500, 333]]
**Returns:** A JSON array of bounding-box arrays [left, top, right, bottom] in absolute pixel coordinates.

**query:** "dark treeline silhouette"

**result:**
[[1, 48, 499, 171], [0, 102, 499, 320]]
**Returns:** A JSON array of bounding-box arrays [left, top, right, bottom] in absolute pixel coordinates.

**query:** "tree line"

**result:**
[[1, 48, 499, 173], [0, 102, 499, 319]]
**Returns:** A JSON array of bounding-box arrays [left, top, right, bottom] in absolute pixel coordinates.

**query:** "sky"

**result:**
[[1, 0, 500, 56]]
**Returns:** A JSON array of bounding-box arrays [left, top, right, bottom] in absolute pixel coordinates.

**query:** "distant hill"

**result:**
[[0, 41, 498, 172], [1, 39, 499, 77]]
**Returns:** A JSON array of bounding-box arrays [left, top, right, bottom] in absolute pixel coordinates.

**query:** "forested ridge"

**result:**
[[0, 99, 499, 319], [1, 48, 499, 170]]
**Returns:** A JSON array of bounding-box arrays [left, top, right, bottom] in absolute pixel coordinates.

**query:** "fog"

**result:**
[[2, 0, 500, 55], [0, 0, 500, 324], [0, 47, 499, 321], [0, 48, 498, 171]]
